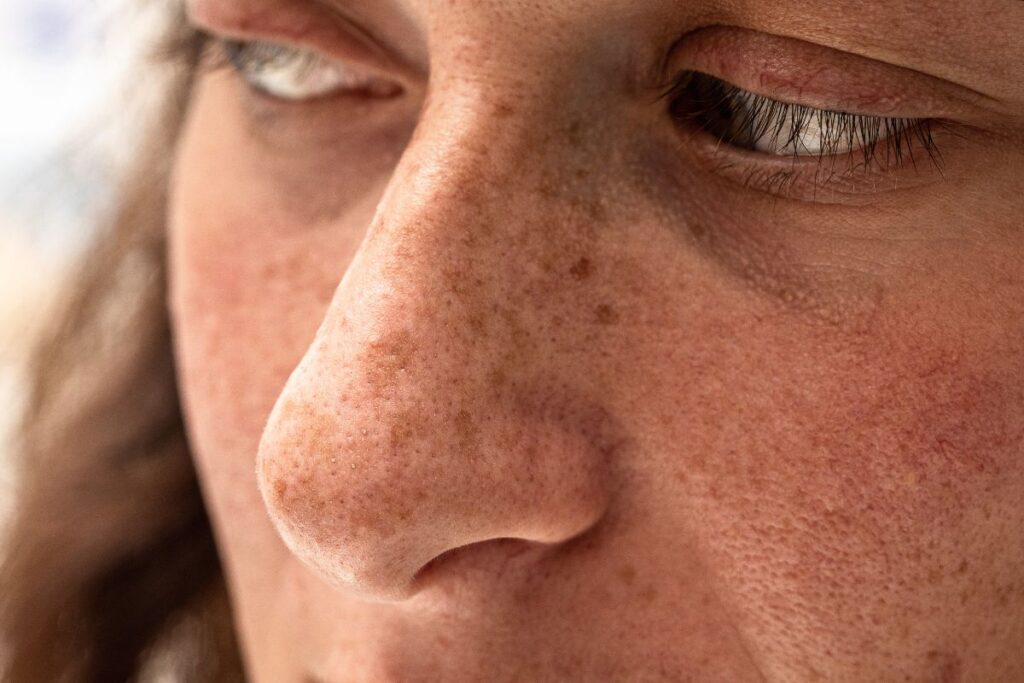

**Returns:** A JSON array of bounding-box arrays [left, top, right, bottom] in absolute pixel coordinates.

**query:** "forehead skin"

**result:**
[[171, 1, 1024, 681]]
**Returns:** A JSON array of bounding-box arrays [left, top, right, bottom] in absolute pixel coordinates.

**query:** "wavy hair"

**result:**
[[0, 5, 244, 681]]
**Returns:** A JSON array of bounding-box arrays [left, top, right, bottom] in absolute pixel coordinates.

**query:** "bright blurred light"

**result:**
[[0, 0, 113, 184], [0, 0, 127, 511]]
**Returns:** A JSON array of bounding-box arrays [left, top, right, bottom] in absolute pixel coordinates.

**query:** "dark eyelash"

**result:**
[[665, 71, 944, 172]]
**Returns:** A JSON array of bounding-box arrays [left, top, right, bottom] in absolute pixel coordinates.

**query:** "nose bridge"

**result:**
[[256, 75, 617, 601], [346, 80, 558, 398], [379, 74, 553, 257]]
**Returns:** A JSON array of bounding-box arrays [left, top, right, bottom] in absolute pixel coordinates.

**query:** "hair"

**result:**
[[0, 5, 245, 682]]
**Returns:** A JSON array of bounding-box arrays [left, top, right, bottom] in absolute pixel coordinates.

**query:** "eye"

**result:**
[[220, 39, 401, 101], [668, 71, 941, 168]]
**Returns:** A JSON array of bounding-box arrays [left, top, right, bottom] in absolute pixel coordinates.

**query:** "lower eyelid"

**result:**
[[668, 112, 951, 204]]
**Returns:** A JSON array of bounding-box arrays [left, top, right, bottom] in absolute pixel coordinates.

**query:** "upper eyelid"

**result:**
[[663, 25, 991, 121], [185, 0, 424, 86]]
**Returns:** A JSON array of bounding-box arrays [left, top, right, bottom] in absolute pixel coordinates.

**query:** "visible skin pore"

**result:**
[[169, 0, 1024, 680]]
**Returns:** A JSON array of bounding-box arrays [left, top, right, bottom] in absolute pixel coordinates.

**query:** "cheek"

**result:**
[[663, 284, 1024, 660], [168, 79, 391, 475]]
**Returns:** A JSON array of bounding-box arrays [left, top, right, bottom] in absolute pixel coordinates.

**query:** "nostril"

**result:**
[[411, 537, 544, 591]]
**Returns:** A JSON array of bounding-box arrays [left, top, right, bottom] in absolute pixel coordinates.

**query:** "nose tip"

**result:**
[[256, 356, 618, 602]]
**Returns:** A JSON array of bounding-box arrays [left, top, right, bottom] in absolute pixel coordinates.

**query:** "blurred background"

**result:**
[[0, 0, 144, 526]]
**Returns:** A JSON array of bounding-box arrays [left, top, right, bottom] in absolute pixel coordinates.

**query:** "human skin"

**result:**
[[168, 0, 1024, 680]]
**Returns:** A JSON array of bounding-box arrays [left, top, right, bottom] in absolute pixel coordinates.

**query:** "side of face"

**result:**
[[169, 1, 1024, 681]]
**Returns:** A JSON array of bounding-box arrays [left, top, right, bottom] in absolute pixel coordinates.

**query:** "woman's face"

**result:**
[[169, 0, 1024, 680]]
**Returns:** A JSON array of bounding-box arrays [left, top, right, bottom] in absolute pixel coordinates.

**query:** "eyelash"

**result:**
[[205, 37, 400, 100], [666, 71, 944, 172], [224, 39, 292, 68]]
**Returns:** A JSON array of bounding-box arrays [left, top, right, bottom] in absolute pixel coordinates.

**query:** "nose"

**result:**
[[256, 85, 619, 602]]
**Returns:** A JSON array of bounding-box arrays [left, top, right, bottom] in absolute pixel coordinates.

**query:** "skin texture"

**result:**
[[169, 0, 1024, 680]]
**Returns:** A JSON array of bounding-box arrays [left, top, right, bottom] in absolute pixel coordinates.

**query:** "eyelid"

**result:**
[[186, 0, 423, 89], [218, 39, 402, 101], [665, 25, 987, 121], [670, 72, 939, 161]]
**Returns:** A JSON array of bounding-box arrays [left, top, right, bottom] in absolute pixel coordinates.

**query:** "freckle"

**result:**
[[467, 314, 486, 335], [639, 585, 658, 602], [364, 329, 418, 394], [488, 366, 508, 391], [535, 179, 559, 199], [493, 100, 515, 118], [595, 303, 619, 325], [955, 559, 969, 575], [441, 265, 467, 291], [565, 118, 583, 145], [453, 408, 480, 457], [617, 564, 636, 586], [995, 582, 1016, 607], [569, 257, 592, 281], [925, 651, 962, 683]]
